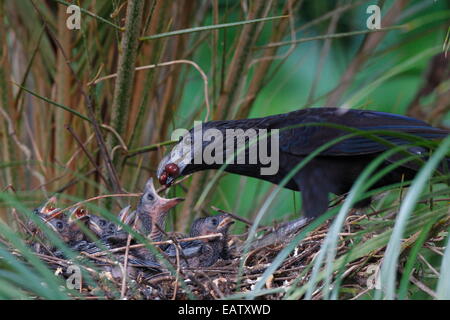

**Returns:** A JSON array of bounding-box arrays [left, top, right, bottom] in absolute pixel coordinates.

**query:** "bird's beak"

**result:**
[[117, 205, 135, 230], [157, 141, 191, 186], [41, 196, 58, 215], [159, 197, 184, 212], [88, 219, 103, 235], [68, 206, 89, 223], [218, 216, 234, 230], [165, 175, 176, 186]]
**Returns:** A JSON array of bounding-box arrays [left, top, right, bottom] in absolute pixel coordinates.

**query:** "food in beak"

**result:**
[[165, 163, 180, 176], [158, 172, 168, 185], [159, 163, 180, 186]]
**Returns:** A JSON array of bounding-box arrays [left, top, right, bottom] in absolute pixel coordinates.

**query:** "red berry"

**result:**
[[159, 172, 168, 185], [165, 163, 180, 176]]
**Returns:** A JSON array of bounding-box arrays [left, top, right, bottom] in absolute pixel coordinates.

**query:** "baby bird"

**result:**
[[73, 206, 135, 254], [134, 178, 184, 242], [88, 206, 135, 238], [28, 196, 59, 234], [165, 214, 234, 268], [46, 206, 89, 244], [29, 206, 89, 256]]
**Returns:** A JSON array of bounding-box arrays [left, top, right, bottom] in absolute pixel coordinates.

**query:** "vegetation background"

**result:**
[[0, 0, 449, 300]]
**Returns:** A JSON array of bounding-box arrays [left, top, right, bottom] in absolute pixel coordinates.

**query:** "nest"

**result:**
[[8, 208, 448, 300]]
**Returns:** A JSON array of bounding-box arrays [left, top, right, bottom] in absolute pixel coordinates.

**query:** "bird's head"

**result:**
[[138, 178, 184, 215], [33, 196, 59, 216], [40, 212, 80, 243], [28, 196, 61, 233], [68, 206, 89, 223], [87, 214, 117, 237], [157, 123, 217, 186], [190, 214, 234, 240], [45, 217, 70, 241], [65, 206, 90, 242], [157, 131, 195, 187]]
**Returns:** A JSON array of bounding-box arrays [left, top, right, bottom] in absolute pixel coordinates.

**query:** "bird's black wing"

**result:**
[[274, 108, 448, 157]]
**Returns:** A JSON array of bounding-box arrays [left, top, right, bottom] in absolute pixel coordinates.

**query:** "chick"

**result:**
[[46, 206, 89, 244], [134, 178, 184, 241], [164, 214, 234, 268], [87, 206, 134, 239], [27, 196, 59, 234]]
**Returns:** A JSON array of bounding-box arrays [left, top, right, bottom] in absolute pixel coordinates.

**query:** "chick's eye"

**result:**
[[56, 221, 64, 230], [147, 193, 154, 201], [98, 219, 107, 227], [211, 218, 218, 226]]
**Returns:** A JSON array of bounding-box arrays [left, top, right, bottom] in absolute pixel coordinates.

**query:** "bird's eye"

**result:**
[[147, 193, 154, 201], [56, 221, 65, 231], [98, 219, 107, 227], [211, 218, 218, 226], [108, 224, 116, 232]]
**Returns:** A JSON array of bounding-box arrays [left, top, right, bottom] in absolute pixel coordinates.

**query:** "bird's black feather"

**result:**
[[159, 108, 449, 218]]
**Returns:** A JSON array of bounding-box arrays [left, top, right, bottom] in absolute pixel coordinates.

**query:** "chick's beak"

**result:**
[[159, 197, 184, 212], [42, 196, 58, 215], [218, 216, 234, 230], [68, 206, 89, 223], [88, 221, 103, 235]]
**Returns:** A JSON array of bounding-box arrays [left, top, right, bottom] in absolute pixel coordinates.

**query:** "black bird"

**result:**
[[157, 107, 449, 218]]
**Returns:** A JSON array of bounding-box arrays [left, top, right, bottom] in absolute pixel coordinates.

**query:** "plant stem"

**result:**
[[109, 0, 144, 170]]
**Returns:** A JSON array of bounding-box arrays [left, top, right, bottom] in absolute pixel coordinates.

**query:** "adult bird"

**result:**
[[157, 107, 449, 218]]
